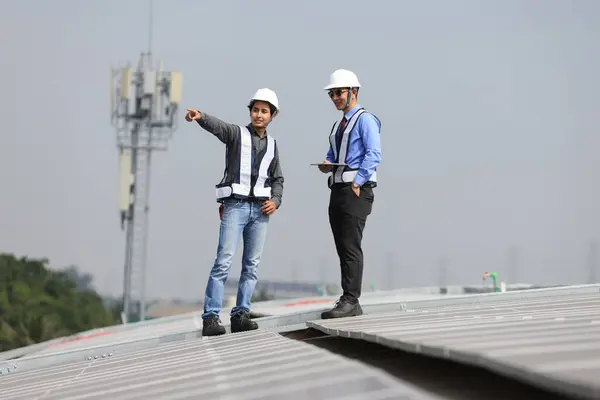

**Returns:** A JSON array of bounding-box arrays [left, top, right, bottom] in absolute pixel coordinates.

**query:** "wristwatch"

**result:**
[[352, 182, 360, 189]]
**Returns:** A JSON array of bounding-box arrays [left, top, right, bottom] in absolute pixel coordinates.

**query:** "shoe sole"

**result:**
[[202, 331, 226, 337], [321, 307, 363, 320], [230, 326, 259, 334]]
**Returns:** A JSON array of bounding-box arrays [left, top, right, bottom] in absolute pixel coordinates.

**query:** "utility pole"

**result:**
[[110, 0, 182, 323], [588, 241, 598, 284]]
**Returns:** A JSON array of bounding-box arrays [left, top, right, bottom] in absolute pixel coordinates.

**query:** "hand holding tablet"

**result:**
[[311, 161, 346, 173], [309, 162, 347, 166]]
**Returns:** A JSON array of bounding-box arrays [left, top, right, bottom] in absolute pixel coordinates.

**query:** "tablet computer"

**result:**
[[310, 162, 347, 166]]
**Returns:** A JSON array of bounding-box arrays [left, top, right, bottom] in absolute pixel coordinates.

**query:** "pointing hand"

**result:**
[[185, 109, 201, 121]]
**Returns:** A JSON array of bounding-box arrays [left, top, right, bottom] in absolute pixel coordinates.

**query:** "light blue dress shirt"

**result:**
[[326, 104, 382, 186]]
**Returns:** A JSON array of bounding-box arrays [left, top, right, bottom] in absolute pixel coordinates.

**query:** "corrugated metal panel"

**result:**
[[0, 285, 569, 362], [0, 309, 239, 361], [251, 291, 453, 316], [0, 285, 543, 362], [0, 310, 219, 361], [307, 288, 600, 400], [0, 330, 444, 400], [32, 316, 203, 355], [0, 289, 429, 361], [0, 301, 407, 375]]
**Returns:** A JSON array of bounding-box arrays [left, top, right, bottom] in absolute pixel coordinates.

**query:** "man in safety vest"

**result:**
[[318, 69, 382, 319], [185, 88, 284, 336]]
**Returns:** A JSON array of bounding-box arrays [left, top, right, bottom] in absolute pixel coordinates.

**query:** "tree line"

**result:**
[[0, 253, 120, 352]]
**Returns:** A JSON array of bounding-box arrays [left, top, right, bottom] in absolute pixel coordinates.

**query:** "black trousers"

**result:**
[[328, 184, 374, 300]]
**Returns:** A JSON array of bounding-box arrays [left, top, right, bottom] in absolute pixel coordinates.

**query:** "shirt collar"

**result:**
[[343, 104, 361, 120], [246, 123, 268, 137]]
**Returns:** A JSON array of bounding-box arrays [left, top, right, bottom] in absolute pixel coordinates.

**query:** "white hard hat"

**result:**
[[249, 88, 279, 112], [323, 69, 361, 90]]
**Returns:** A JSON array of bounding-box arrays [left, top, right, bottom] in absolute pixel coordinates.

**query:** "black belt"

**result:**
[[227, 195, 265, 203]]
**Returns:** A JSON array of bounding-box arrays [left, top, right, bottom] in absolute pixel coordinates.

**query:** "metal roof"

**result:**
[[307, 284, 600, 400], [0, 301, 407, 375], [250, 290, 455, 316], [0, 330, 444, 400], [0, 284, 556, 361], [1, 288, 439, 364], [2, 284, 599, 399]]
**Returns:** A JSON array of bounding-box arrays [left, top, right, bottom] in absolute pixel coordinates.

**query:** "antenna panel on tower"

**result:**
[[120, 67, 133, 99], [169, 72, 182, 104], [143, 71, 156, 95], [118, 149, 134, 212]]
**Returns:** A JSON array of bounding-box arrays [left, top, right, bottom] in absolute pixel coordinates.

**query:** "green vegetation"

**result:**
[[0, 253, 120, 352]]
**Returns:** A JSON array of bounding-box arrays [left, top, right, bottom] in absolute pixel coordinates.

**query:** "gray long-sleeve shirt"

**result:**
[[196, 112, 284, 208]]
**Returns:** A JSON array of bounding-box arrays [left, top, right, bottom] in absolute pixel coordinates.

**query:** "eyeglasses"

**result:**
[[328, 89, 349, 98]]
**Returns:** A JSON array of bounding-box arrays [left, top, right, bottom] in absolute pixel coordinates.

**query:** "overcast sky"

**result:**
[[1, 0, 599, 299]]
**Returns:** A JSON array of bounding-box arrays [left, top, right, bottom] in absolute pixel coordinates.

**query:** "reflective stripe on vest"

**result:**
[[254, 134, 276, 197], [327, 108, 378, 186], [215, 126, 276, 199]]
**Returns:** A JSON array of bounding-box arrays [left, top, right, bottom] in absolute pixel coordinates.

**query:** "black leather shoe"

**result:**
[[231, 311, 259, 333], [202, 315, 226, 336], [321, 296, 363, 319]]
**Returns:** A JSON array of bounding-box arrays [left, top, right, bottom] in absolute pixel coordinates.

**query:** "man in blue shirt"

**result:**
[[318, 69, 382, 319]]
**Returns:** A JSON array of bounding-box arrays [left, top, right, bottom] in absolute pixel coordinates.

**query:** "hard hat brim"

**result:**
[[323, 83, 361, 90], [249, 99, 279, 111]]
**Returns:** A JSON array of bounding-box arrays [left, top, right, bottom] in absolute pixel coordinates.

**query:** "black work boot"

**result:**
[[202, 315, 226, 336], [230, 311, 258, 333], [321, 296, 363, 319]]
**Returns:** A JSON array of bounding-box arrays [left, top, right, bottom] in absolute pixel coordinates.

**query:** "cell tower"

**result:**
[[109, 1, 183, 323]]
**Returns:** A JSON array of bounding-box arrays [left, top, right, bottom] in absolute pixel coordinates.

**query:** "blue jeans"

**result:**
[[202, 198, 270, 320]]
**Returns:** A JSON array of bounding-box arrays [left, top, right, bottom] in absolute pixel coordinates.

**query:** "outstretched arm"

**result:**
[[354, 114, 382, 186], [196, 112, 240, 145], [186, 109, 239, 145]]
